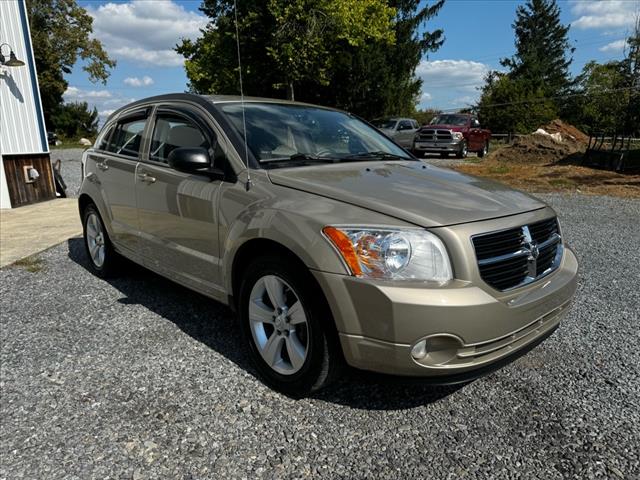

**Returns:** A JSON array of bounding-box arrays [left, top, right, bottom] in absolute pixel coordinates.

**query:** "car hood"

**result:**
[[421, 124, 466, 132], [267, 161, 545, 227]]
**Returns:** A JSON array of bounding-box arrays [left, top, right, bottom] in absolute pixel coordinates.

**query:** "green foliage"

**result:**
[[477, 72, 556, 133], [569, 61, 630, 133], [26, 0, 115, 130], [413, 108, 442, 126], [177, 0, 444, 118], [501, 0, 573, 97], [562, 18, 639, 135], [623, 17, 640, 136], [266, 0, 395, 99], [51, 102, 99, 139]]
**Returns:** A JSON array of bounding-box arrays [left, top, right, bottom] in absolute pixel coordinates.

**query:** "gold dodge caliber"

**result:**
[[79, 94, 578, 395]]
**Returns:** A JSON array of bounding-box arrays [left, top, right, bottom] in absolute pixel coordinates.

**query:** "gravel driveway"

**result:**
[[51, 148, 85, 198], [1, 194, 638, 479]]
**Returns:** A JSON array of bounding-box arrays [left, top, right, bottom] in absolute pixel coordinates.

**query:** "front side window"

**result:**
[[96, 124, 115, 151], [150, 113, 211, 164], [108, 117, 147, 157], [398, 120, 412, 130], [221, 103, 411, 164]]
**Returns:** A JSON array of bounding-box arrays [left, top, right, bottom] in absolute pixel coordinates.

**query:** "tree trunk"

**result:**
[[286, 81, 295, 101]]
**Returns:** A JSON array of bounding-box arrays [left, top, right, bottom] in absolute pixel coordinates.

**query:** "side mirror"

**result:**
[[167, 147, 225, 180]]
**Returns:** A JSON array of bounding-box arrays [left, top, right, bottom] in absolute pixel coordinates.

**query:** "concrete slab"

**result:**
[[0, 198, 81, 267]]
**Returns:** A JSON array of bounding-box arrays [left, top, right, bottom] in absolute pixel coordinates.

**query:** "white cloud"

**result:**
[[570, 0, 639, 29], [64, 87, 135, 123], [88, 0, 208, 67], [417, 60, 491, 91], [123, 75, 155, 87], [64, 87, 112, 101], [599, 39, 629, 52], [416, 60, 491, 108]]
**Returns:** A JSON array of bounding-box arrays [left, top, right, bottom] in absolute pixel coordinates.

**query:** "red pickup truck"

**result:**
[[412, 113, 491, 159]]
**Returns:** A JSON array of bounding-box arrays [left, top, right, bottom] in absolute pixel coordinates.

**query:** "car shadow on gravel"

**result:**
[[67, 237, 464, 409]]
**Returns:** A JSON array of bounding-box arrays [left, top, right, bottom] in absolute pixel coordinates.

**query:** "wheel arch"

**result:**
[[231, 238, 311, 308]]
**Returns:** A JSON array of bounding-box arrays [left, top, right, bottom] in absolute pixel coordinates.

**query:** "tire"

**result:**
[[477, 141, 489, 158], [239, 254, 341, 396], [82, 204, 121, 278], [455, 141, 468, 159]]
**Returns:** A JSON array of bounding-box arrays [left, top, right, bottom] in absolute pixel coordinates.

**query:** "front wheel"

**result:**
[[239, 255, 340, 396], [456, 141, 468, 159], [477, 141, 489, 158]]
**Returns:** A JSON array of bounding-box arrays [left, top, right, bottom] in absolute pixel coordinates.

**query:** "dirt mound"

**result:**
[[541, 119, 590, 144], [491, 120, 587, 164]]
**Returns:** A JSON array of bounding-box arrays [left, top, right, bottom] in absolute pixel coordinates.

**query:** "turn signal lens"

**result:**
[[322, 226, 363, 276]]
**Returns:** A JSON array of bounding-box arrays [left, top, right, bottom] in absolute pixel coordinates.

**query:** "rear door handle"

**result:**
[[137, 172, 156, 184]]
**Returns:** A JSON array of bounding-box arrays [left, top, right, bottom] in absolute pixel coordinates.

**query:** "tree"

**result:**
[[568, 61, 630, 133], [179, 0, 395, 101], [26, 0, 115, 130], [477, 72, 556, 133], [311, 0, 445, 118], [501, 0, 574, 97], [51, 102, 99, 139], [177, 0, 445, 118], [623, 16, 640, 135]]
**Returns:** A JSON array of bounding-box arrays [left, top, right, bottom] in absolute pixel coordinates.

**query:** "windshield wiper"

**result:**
[[261, 153, 338, 165], [341, 151, 413, 161]]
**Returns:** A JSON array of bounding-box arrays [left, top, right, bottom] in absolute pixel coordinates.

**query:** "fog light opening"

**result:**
[[411, 340, 428, 360]]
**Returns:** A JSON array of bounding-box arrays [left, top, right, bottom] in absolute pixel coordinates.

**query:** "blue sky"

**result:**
[[65, 0, 638, 119]]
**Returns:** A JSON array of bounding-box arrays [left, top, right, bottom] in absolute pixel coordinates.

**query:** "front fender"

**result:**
[[218, 175, 411, 295]]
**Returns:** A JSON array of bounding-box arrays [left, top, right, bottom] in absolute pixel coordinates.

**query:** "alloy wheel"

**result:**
[[85, 212, 106, 268], [248, 275, 310, 375]]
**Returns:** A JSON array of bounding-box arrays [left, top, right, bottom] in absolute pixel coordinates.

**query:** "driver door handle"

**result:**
[[137, 172, 156, 184], [96, 161, 109, 171]]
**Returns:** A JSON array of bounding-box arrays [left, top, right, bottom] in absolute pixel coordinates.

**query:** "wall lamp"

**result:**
[[0, 43, 25, 67]]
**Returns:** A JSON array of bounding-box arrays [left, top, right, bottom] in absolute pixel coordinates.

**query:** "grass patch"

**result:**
[[50, 142, 91, 150], [13, 255, 45, 273], [548, 178, 577, 187], [488, 164, 510, 174]]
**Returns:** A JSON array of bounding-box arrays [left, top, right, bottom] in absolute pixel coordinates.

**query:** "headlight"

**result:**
[[452, 132, 464, 141], [322, 226, 453, 282]]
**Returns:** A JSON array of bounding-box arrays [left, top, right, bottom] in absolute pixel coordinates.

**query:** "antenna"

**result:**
[[233, 0, 252, 191]]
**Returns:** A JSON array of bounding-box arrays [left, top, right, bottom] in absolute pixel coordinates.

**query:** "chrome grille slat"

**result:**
[[472, 218, 563, 291]]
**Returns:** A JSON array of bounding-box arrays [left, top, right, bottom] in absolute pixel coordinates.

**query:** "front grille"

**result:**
[[418, 129, 453, 142], [472, 217, 562, 291]]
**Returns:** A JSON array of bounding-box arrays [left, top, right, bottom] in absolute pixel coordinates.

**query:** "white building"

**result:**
[[1, 0, 54, 209]]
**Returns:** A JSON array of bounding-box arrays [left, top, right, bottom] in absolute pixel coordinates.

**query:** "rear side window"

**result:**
[[150, 113, 211, 164], [108, 117, 147, 158], [96, 124, 115, 151]]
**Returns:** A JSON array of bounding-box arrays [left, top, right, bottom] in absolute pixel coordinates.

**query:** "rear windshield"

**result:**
[[220, 103, 410, 163]]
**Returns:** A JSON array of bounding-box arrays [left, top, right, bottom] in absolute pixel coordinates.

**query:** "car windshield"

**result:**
[[373, 119, 397, 129], [220, 103, 411, 164], [430, 115, 468, 126]]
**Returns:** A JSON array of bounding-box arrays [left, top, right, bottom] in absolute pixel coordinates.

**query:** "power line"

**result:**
[[436, 85, 640, 112]]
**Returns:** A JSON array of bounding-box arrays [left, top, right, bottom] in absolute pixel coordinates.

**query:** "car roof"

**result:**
[[104, 93, 347, 125]]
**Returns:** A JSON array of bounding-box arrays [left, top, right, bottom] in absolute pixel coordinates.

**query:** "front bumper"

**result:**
[[312, 247, 578, 378], [413, 140, 462, 153]]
